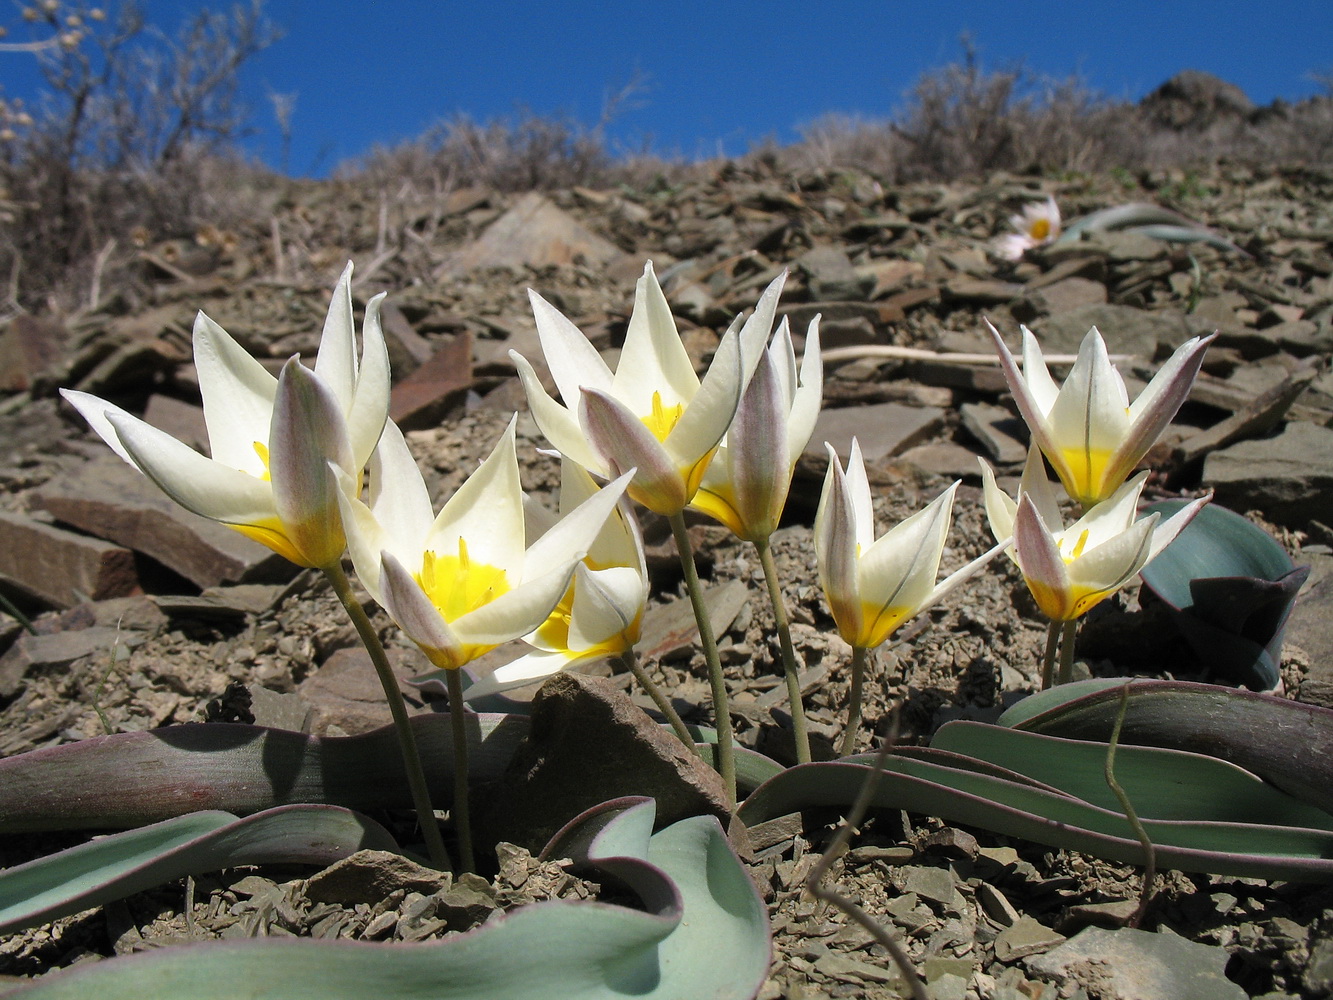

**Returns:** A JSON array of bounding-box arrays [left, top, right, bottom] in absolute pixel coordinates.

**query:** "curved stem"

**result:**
[[1041, 619, 1061, 690], [323, 562, 452, 871], [668, 511, 735, 808], [841, 644, 869, 757], [1056, 618, 1079, 686], [754, 537, 810, 764], [1106, 681, 1156, 927], [617, 649, 700, 759], [443, 667, 475, 874]]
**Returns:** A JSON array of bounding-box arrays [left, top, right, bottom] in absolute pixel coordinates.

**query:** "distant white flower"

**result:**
[[995, 196, 1061, 260]]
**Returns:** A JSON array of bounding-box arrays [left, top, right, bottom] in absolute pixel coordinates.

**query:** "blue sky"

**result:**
[[5, 1, 1331, 176]]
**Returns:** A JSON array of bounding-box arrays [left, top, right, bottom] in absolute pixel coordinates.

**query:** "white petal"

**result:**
[[523, 469, 633, 578], [528, 289, 613, 407], [1047, 327, 1131, 460], [462, 648, 570, 699], [106, 411, 275, 526], [367, 419, 435, 557], [611, 261, 698, 413], [511, 351, 605, 474], [734, 269, 787, 379], [568, 564, 644, 650], [1070, 471, 1148, 549], [1017, 325, 1061, 418], [346, 291, 391, 465], [192, 311, 277, 475], [663, 323, 742, 469], [61, 389, 150, 470], [582, 389, 685, 513], [429, 418, 525, 574], [785, 316, 824, 459], [856, 483, 956, 618], [1069, 514, 1157, 596], [336, 490, 391, 605], [844, 439, 875, 552], [978, 458, 1017, 544], [313, 262, 357, 413], [1018, 446, 1064, 531], [813, 446, 861, 640]]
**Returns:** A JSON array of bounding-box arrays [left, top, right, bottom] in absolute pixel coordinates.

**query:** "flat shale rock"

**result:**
[[0, 511, 138, 609], [438, 192, 622, 276], [477, 672, 730, 853], [802, 402, 946, 476], [298, 646, 433, 735], [1027, 925, 1246, 1000], [1030, 303, 1194, 356], [1203, 420, 1333, 527], [33, 459, 294, 589]]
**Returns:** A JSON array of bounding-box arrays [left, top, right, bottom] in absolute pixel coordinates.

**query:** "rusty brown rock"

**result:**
[[0, 315, 69, 392], [297, 645, 433, 736], [0, 512, 138, 609], [389, 331, 473, 431], [477, 672, 730, 853], [33, 459, 293, 589]]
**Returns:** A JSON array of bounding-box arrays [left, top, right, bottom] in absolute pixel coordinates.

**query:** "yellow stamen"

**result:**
[[1030, 218, 1051, 241], [642, 390, 685, 442], [253, 441, 273, 482]]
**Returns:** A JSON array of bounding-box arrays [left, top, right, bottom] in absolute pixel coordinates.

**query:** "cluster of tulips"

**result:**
[[60, 260, 1213, 871]]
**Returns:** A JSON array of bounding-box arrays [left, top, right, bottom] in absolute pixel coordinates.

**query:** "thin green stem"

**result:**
[[323, 562, 452, 871], [1106, 681, 1156, 928], [444, 667, 475, 874], [669, 510, 735, 808], [841, 645, 869, 757], [754, 537, 810, 764], [1056, 618, 1079, 686], [617, 649, 700, 759], [1041, 619, 1060, 690]]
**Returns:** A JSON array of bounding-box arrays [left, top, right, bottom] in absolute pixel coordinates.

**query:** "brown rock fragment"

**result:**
[[388, 331, 473, 431], [478, 672, 730, 853], [0, 512, 138, 609]]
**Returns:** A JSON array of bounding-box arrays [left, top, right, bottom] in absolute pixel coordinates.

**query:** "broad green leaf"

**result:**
[[736, 757, 1333, 881], [0, 806, 397, 936], [998, 678, 1333, 816], [930, 721, 1333, 830], [11, 798, 770, 1000], [1140, 500, 1308, 689]]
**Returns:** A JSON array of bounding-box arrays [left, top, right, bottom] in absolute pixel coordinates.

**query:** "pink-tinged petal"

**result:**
[[510, 351, 605, 474], [346, 291, 391, 466], [1013, 495, 1074, 620], [785, 317, 824, 460], [270, 359, 354, 568], [611, 261, 698, 413], [462, 649, 568, 699], [1103, 333, 1215, 491], [449, 562, 578, 646], [429, 417, 525, 574], [663, 324, 742, 471], [380, 551, 463, 667], [367, 419, 434, 557], [1144, 493, 1211, 565], [724, 345, 788, 539], [192, 311, 277, 474], [313, 262, 357, 413], [528, 289, 613, 407], [985, 321, 1061, 472], [814, 445, 862, 643], [523, 470, 634, 576], [568, 564, 644, 651], [581, 387, 686, 514], [103, 410, 274, 526], [978, 458, 1017, 545]]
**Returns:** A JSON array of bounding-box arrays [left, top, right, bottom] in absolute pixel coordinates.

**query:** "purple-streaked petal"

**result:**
[[581, 387, 685, 513], [380, 551, 462, 666]]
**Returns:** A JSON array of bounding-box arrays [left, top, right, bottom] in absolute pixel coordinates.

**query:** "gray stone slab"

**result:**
[[1203, 420, 1333, 527]]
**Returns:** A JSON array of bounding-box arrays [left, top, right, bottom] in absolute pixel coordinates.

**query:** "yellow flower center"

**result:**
[[1057, 445, 1115, 505], [533, 576, 640, 659], [1029, 218, 1051, 241], [642, 390, 685, 442], [417, 537, 510, 623], [856, 602, 912, 650]]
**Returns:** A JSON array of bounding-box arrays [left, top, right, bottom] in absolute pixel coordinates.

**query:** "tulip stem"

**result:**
[[754, 538, 811, 765], [443, 667, 476, 874], [1056, 618, 1079, 686], [841, 645, 869, 757], [1041, 620, 1061, 690], [618, 649, 701, 759], [1105, 680, 1156, 927], [669, 511, 736, 808], [323, 563, 453, 872]]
